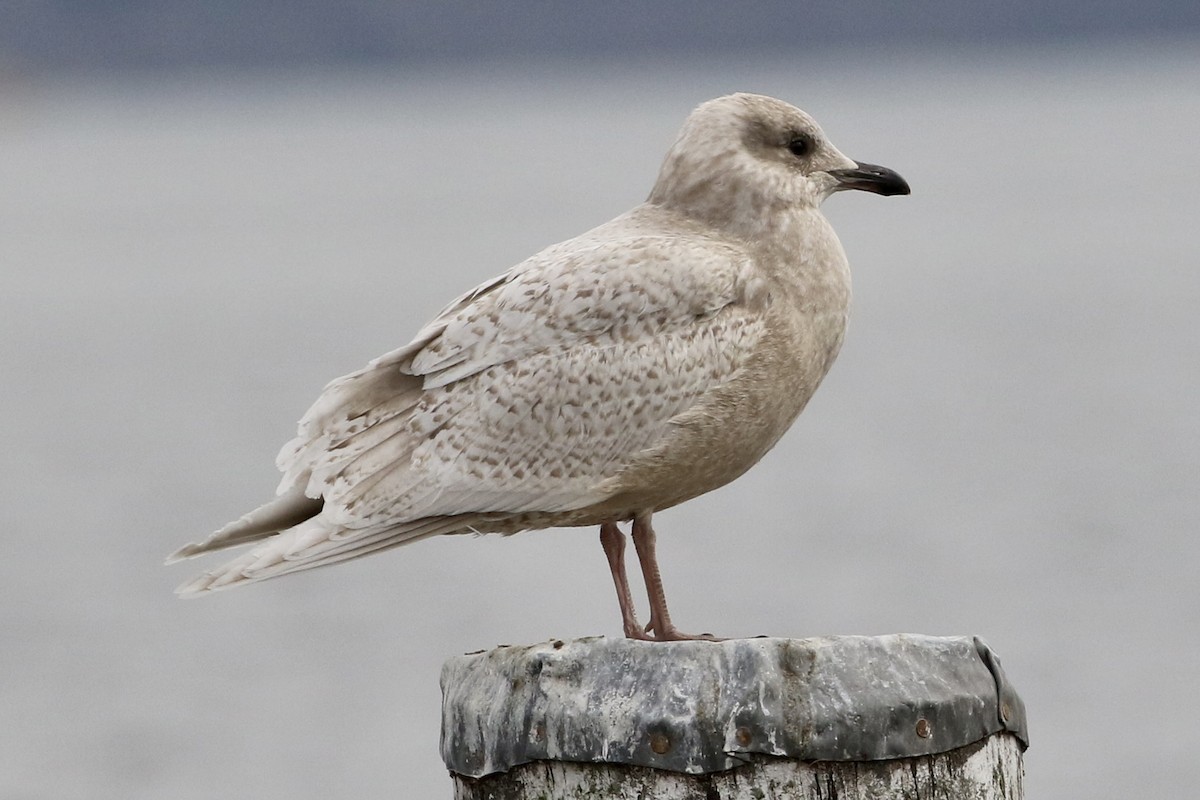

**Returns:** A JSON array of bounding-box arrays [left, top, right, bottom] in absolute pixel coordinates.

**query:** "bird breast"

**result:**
[[595, 210, 852, 516]]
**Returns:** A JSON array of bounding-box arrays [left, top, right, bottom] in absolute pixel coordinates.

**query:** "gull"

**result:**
[[168, 93, 909, 641]]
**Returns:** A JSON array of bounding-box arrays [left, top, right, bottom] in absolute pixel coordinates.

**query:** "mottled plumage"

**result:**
[[168, 93, 908, 639]]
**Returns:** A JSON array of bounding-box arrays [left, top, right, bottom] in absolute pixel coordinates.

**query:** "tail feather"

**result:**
[[165, 487, 324, 564], [173, 515, 469, 597]]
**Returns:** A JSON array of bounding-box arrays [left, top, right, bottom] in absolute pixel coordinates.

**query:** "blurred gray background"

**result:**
[[2, 3, 1198, 798]]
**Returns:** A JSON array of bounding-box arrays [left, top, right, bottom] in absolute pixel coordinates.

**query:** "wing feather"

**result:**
[[312, 230, 766, 526], [177, 210, 769, 594], [174, 515, 468, 596]]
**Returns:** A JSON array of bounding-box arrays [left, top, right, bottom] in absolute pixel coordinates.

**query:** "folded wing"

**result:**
[[175, 217, 768, 594]]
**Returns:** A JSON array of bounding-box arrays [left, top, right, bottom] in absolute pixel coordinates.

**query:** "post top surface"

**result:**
[[440, 633, 1027, 778]]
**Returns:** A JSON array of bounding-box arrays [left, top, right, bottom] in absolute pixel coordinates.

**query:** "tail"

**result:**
[[165, 486, 324, 564], [172, 514, 470, 597]]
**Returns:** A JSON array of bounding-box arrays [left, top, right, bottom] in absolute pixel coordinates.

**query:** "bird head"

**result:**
[[648, 93, 909, 233]]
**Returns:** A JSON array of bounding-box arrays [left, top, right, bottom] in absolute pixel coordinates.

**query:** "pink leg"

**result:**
[[631, 512, 718, 641], [599, 522, 652, 640]]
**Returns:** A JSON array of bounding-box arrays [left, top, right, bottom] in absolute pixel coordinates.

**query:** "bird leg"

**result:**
[[631, 512, 717, 641], [599, 522, 652, 640]]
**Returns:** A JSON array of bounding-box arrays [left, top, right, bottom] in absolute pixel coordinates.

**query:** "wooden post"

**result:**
[[441, 634, 1027, 799]]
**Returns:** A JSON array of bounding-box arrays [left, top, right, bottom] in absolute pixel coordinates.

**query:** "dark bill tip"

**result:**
[[829, 161, 911, 196]]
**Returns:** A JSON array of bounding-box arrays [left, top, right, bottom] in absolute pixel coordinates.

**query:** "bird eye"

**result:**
[[787, 135, 813, 158]]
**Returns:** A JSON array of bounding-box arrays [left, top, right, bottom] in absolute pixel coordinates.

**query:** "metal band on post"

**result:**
[[441, 634, 1027, 799]]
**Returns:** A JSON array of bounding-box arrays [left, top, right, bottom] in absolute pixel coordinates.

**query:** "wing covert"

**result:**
[[279, 225, 768, 528]]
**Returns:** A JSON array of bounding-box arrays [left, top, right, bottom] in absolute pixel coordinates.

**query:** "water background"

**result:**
[[2, 40, 1198, 798]]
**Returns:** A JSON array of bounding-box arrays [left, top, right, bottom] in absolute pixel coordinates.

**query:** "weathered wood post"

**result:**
[[441, 634, 1027, 799]]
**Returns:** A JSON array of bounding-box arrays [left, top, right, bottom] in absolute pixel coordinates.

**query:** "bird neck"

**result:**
[[647, 153, 810, 242]]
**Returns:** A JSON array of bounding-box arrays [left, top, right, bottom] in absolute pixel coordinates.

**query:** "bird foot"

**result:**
[[649, 626, 723, 642], [621, 618, 654, 640], [630, 617, 721, 642]]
